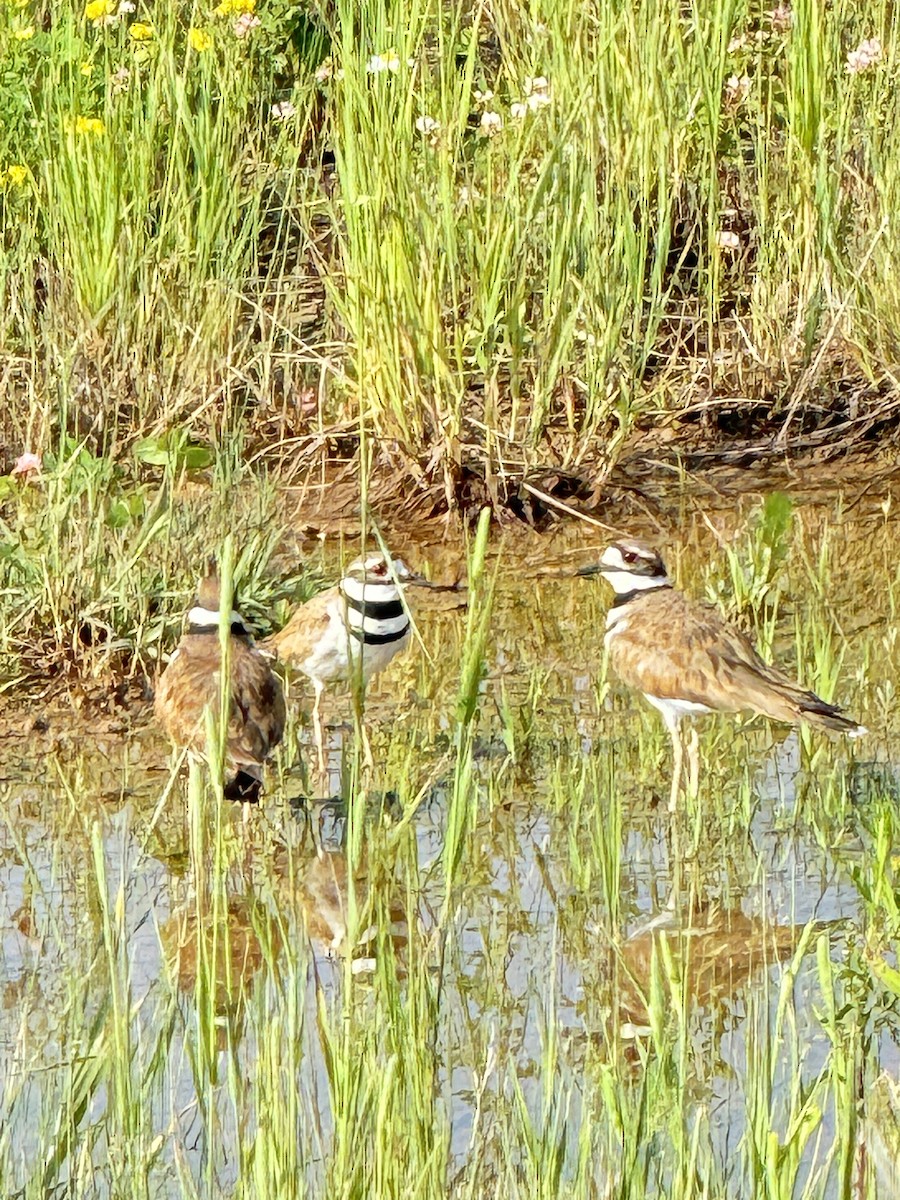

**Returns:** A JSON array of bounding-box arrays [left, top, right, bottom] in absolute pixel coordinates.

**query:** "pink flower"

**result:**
[[233, 12, 260, 37], [11, 452, 42, 480], [846, 38, 882, 74]]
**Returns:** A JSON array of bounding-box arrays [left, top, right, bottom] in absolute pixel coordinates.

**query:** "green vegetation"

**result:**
[[2, 0, 899, 498], [0, 501, 898, 1198], [1, 1, 899, 1195]]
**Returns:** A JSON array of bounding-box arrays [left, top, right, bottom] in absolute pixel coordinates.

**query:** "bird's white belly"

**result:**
[[644, 694, 713, 723], [299, 609, 409, 686]]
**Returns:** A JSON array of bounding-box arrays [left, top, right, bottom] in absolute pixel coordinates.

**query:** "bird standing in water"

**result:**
[[156, 567, 286, 802], [265, 552, 413, 777], [579, 539, 866, 811]]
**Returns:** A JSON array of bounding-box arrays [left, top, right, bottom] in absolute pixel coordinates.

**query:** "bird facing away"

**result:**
[[155, 570, 286, 803], [579, 539, 866, 811], [265, 552, 413, 775]]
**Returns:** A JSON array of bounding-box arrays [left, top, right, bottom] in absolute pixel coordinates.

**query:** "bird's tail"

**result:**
[[796, 693, 867, 738], [737, 660, 867, 738], [224, 766, 263, 803]]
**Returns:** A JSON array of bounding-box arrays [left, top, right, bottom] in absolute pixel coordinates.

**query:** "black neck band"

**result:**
[[348, 624, 408, 646], [610, 583, 671, 608], [342, 591, 405, 621], [188, 622, 250, 637]]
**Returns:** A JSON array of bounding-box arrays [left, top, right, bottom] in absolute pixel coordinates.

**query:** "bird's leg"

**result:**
[[312, 680, 327, 789], [667, 716, 684, 815], [360, 721, 375, 772], [686, 724, 700, 799], [351, 686, 374, 773]]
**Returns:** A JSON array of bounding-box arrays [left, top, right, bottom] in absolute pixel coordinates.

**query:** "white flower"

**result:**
[[315, 56, 334, 81], [367, 50, 400, 73], [111, 65, 131, 93], [117, 0, 136, 12], [510, 101, 528, 119], [271, 100, 297, 122], [768, 5, 792, 32], [473, 89, 494, 104], [846, 37, 882, 74], [716, 230, 741, 250], [727, 34, 749, 53], [480, 110, 503, 135], [525, 76, 551, 110], [725, 74, 751, 103], [415, 115, 439, 134]]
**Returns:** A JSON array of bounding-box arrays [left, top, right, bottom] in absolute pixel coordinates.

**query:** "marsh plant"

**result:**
[[1, 0, 900, 489], [0, 500, 898, 1197]]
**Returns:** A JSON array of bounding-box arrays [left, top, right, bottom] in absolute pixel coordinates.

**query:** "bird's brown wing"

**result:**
[[228, 641, 286, 766], [155, 639, 285, 765], [611, 590, 855, 729], [154, 645, 222, 752], [610, 593, 785, 712], [264, 587, 336, 665]]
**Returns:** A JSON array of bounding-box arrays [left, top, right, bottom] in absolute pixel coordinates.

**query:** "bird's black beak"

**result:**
[[576, 563, 605, 578], [406, 574, 466, 592]]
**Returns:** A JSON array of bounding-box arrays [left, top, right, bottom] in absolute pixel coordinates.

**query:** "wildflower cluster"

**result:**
[[84, 0, 135, 24], [727, 5, 793, 54], [212, 0, 259, 38], [469, 77, 552, 137], [67, 115, 106, 136], [510, 76, 551, 120], [1, 164, 30, 188], [367, 49, 400, 74], [846, 38, 882, 75], [724, 74, 751, 105], [271, 100, 296, 122]]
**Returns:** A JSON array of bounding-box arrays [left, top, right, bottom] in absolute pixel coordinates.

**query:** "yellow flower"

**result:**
[[12, 25, 35, 39], [213, 0, 255, 15], [5, 165, 29, 187], [188, 27, 212, 51], [84, 0, 115, 20], [80, 61, 94, 75], [74, 115, 106, 135], [129, 21, 153, 40]]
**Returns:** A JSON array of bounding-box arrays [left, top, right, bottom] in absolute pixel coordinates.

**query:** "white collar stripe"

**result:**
[[187, 606, 246, 628], [341, 578, 400, 605]]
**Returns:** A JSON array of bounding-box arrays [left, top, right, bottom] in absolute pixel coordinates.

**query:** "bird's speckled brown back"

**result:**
[[608, 587, 857, 730], [155, 634, 285, 766]]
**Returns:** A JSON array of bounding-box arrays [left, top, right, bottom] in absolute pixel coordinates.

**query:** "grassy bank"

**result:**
[[2, 0, 900, 503]]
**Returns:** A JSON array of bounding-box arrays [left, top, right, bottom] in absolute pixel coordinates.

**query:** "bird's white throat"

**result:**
[[341, 577, 402, 605], [602, 570, 670, 595], [188, 606, 245, 628]]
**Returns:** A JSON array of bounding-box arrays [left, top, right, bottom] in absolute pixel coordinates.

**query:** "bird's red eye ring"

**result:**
[[621, 548, 639, 564], [373, 561, 387, 576]]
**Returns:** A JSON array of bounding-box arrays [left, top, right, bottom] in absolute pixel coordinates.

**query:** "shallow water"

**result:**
[[1, 492, 899, 1197]]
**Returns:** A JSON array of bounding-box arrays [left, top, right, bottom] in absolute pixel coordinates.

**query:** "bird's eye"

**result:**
[[622, 549, 639, 564], [373, 561, 387, 576]]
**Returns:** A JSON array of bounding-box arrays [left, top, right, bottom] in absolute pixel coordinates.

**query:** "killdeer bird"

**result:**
[[155, 568, 286, 802], [265, 552, 413, 775], [579, 540, 866, 811]]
